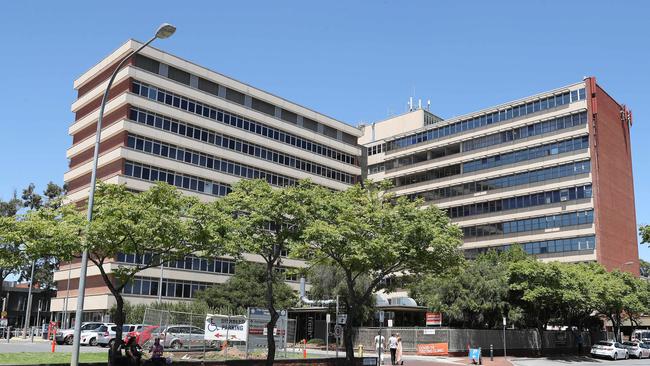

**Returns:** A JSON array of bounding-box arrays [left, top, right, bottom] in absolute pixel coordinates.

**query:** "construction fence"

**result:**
[[140, 308, 297, 359], [352, 327, 609, 355]]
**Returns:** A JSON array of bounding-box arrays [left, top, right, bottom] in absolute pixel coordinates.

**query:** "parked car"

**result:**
[[131, 325, 160, 347], [158, 325, 205, 350], [123, 324, 150, 344], [622, 341, 650, 359], [591, 340, 629, 360], [80, 323, 113, 346], [95, 324, 139, 348], [55, 322, 104, 345]]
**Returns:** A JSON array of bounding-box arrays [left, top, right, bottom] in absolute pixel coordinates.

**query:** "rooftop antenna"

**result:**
[[418, 99, 422, 110], [409, 96, 413, 112], [427, 99, 431, 111]]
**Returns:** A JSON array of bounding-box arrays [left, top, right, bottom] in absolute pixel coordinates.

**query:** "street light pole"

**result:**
[[22, 260, 36, 338], [69, 23, 176, 366]]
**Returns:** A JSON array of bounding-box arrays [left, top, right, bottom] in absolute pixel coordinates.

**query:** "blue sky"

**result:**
[[1, 1, 648, 259]]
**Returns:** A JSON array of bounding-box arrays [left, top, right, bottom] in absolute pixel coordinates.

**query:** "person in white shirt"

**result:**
[[388, 333, 399, 365], [374, 332, 386, 364]]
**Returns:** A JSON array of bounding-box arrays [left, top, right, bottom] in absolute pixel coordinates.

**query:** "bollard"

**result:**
[[490, 344, 493, 361], [358, 344, 364, 357], [6, 326, 10, 343], [30, 327, 34, 343], [303, 339, 307, 359], [51, 338, 56, 353]]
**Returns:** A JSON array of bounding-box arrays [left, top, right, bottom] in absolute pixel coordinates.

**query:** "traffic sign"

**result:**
[[387, 319, 393, 328], [0, 311, 6, 318], [336, 314, 347, 325], [0, 318, 7, 327], [379, 310, 385, 323], [326, 314, 331, 324], [333, 324, 343, 337]]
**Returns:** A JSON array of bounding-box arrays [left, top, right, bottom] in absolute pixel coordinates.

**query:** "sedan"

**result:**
[[591, 340, 629, 360], [622, 341, 650, 359]]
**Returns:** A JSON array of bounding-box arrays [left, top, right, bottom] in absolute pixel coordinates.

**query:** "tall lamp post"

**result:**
[[70, 23, 176, 366]]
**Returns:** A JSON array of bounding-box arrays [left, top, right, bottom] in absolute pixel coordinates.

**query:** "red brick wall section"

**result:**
[[77, 57, 134, 98], [75, 78, 132, 121], [69, 131, 128, 169], [72, 104, 131, 144], [55, 274, 114, 298], [66, 158, 125, 193], [586, 77, 639, 275]]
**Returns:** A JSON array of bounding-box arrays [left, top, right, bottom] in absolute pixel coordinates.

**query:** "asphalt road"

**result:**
[[0, 340, 109, 353], [512, 356, 650, 366]]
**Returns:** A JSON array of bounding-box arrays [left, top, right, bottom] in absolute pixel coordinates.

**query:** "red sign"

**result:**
[[416, 342, 449, 356], [426, 312, 442, 326]]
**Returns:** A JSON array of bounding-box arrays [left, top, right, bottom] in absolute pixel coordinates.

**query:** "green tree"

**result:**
[[640, 225, 650, 245], [214, 179, 315, 365], [307, 264, 376, 326], [592, 268, 634, 342], [296, 182, 464, 361], [640, 259, 650, 278], [556, 263, 601, 330], [195, 261, 296, 313], [411, 248, 526, 329], [508, 258, 564, 355], [0, 193, 26, 303], [22, 182, 220, 359]]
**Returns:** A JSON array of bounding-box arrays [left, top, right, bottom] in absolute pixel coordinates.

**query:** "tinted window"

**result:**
[[225, 88, 245, 105], [167, 66, 191, 85], [134, 55, 160, 74], [197, 78, 219, 95]]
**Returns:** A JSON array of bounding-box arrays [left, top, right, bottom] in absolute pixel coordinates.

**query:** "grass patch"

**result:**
[[0, 352, 107, 365]]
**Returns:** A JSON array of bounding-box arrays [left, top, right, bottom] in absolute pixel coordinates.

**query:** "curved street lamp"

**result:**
[[70, 23, 176, 366]]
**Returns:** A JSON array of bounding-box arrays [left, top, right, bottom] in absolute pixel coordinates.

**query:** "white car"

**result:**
[[622, 341, 650, 359], [80, 323, 114, 346], [55, 322, 104, 345], [591, 340, 629, 360]]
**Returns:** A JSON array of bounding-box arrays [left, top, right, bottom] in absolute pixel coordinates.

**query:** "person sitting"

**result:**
[[125, 336, 143, 366], [148, 337, 165, 366]]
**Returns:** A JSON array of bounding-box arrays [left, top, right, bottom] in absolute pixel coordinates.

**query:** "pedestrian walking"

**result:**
[[389, 333, 398, 365], [375, 332, 386, 364], [396, 332, 404, 365]]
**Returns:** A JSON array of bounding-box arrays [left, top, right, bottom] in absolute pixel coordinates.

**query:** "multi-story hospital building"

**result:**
[[52, 40, 637, 323], [360, 77, 637, 273]]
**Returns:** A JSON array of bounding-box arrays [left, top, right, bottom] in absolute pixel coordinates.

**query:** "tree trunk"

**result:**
[[109, 293, 125, 366], [344, 303, 355, 362], [265, 263, 279, 366], [537, 324, 545, 356]]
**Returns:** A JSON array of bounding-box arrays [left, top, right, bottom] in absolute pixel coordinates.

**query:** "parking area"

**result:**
[[0, 341, 108, 354]]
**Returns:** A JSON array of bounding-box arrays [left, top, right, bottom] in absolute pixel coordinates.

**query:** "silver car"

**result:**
[[55, 322, 104, 345], [97, 324, 142, 347], [622, 341, 650, 359], [158, 325, 205, 350]]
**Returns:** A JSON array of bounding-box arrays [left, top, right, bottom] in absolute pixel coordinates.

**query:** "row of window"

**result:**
[[384, 144, 461, 172], [384, 88, 586, 152], [462, 209, 594, 238], [463, 111, 588, 152], [393, 164, 461, 187], [406, 160, 591, 202], [116, 252, 236, 275], [464, 235, 596, 258], [124, 161, 232, 197], [463, 136, 589, 173], [122, 276, 211, 298], [127, 133, 299, 187], [129, 108, 355, 184], [133, 55, 358, 146], [375, 111, 587, 174], [447, 184, 592, 219], [131, 81, 358, 166]]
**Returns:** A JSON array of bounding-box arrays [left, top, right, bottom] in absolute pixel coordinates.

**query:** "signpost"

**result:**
[[503, 316, 507, 359], [326, 314, 330, 357]]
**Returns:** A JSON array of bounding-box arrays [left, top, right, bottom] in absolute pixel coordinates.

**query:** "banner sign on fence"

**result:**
[[416, 342, 449, 356], [469, 348, 481, 363], [204, 314, 248, 341], [425, 312, 442, 326]]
